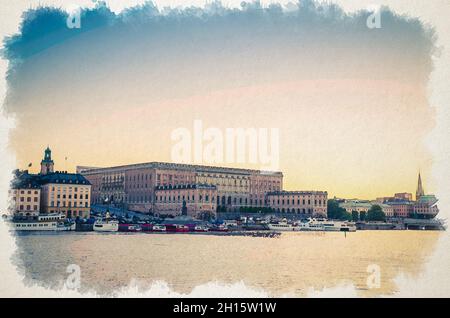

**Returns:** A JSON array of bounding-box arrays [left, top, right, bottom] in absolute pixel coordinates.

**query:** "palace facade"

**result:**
[[154, 184, 218, 219], [266, 191, 328, 217], [77, 162, 283, 214]]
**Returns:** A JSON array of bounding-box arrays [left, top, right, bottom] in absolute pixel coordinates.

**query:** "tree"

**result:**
[[360, 211, 367, 221], [327, 199, 351, 220], [351, 210, 359, 222], [367, 205, 386, 222]]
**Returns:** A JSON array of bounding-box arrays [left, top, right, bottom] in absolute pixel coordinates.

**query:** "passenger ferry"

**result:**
[[296, 219, 324, 231], [10, 213, 73, 231], [268, 218, 357, 232], [267, 220, 296, 231], [298, 218, 356, 232], [322, 220, 356, 232]]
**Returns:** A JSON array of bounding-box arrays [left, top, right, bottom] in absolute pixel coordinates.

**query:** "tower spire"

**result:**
[[40, 146, 54, 175], [416, 171, 424, 201]]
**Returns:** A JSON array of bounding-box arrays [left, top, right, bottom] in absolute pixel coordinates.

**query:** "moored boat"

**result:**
[[10, 213, 65, 231], [175, 224, 189, 232], [267, 220, 296, 231], [209, 224, 229, 232], [119, 224, 142, 232], [152, 224, 166, 232], [56, 220, 76, 231], [194, 225, 209, 232], [93, 219, 119, 232], [321, 220, 356, 232]]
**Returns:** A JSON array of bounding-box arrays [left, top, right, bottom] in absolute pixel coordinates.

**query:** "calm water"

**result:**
[[12, 231, 441, 297]]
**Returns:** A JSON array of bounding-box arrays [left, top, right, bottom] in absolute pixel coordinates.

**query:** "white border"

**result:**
[[0, 0, 449, 297]]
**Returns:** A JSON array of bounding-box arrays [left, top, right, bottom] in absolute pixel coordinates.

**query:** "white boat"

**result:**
[[93, 219, 119, 232], [296, 219, 325, 231], [10, 213, 65, 231], [267, 220, 296, 231], [299, 218, 356, 232], [194, 225, 209, 232], [321, 220, 356, 232], [268, 218, 357, 232], [56, 221, 76, 231], [152, 225, 166, 232]]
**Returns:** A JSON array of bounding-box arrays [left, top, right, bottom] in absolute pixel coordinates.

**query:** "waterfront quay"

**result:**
[[6, 147, 445, 233]]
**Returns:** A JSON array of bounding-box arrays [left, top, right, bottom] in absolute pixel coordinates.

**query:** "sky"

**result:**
[[1, 0, 437, 199]]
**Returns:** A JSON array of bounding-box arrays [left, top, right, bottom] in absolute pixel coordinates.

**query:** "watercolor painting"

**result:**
[[0, 0, 449, 300]]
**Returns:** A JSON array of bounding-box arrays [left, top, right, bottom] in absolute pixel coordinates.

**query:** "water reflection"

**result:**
[[13, 231, 441, 297]]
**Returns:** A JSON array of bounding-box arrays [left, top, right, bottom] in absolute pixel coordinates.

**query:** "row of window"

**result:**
[[16, 196, 39, 202], [156, 194, 211, 203], [50, 201, 89, 208], [18, 205, 38, 211], [50, 186, 87, 192], [16, 223, 53, 228], [271, 199, 326, 206], [51, 193, 88, 200], [13, 190, 39, 195]]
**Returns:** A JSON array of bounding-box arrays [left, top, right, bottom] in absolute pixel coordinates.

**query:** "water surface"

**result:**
[[13, 231, 441, 297]]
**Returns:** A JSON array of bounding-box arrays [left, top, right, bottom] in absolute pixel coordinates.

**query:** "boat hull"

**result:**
[[11, 222, 58, 231], [93, 222, 119, 232]]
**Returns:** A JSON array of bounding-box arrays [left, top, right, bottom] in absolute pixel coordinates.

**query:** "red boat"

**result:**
[[141, 224, 153, 232], [165, 224, 189, 233], [175, 224, 189, 233]]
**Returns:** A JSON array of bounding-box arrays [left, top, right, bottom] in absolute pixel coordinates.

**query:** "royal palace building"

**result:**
[[77, 162, 283, 214]]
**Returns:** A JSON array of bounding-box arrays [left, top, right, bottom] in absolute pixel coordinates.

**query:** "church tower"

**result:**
[[40, 146, 54, 175], [416, 172, 425, 201]]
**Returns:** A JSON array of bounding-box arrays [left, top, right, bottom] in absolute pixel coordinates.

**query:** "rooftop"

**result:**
[[10, 170, 91, 188], [77, 161, 283, 176]]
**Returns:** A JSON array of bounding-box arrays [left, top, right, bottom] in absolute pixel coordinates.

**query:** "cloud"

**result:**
[[2, 1, 436, 64]]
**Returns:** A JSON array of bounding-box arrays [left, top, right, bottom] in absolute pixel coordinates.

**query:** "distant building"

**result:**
[[266, 191, 328, 217], [378, 203, 394, 218], [339, 200, 393, 218], [9, 170, 41, 217], [371, 173, 438, 219], [39, 172, 91, 219], [394, 192, 413, 201], [339, 201, 372, 215], [375, 197, 394, 204], [9, 147, 92, 219], [413, 195, 439, 219], [154, 184, 217, 219], [386, 201, 414, 218]]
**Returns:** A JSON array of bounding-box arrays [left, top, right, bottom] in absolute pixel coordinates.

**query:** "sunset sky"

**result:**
[[2, 1, 436, 199]]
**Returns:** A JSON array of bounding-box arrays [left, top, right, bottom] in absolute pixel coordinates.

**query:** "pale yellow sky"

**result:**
[[4, 0, 436, 199]]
